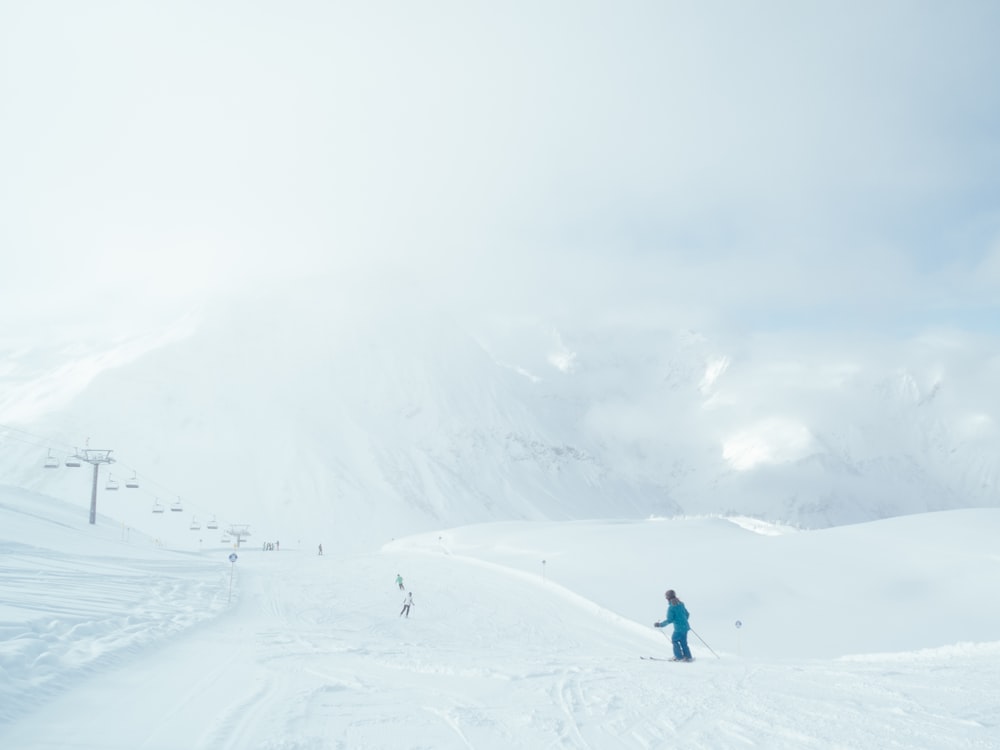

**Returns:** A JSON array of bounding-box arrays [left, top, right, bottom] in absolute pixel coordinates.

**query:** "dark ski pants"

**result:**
[[672, 630, 692, 660], [400, 605, 410, 618]]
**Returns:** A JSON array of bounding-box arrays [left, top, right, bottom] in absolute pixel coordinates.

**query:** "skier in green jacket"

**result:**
[[654, 589, 693, 661]]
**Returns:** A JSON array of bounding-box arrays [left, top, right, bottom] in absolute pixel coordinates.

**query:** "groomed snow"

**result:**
[[1, 486, 998, 749]]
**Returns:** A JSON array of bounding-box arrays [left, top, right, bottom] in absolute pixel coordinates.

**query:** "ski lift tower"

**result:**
[[226, 524, 251, 548], [69, 447, 116, 525]]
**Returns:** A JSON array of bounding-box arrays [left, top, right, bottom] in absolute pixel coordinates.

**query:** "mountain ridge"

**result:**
[[1, 296, 997, 550]]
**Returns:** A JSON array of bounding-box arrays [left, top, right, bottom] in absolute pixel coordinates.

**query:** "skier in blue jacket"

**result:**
[[654, 589, 692, 661]]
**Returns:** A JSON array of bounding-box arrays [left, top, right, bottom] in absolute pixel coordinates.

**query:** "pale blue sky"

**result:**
[[1, 0, 998, 343]]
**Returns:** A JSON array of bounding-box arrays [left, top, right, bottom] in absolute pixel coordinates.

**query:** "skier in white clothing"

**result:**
[[400, 592, 414, 618]]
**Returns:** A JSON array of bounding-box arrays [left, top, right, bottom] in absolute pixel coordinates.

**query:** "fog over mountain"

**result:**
[[2, 280, 997, 552], [3, 1, 999, 551]]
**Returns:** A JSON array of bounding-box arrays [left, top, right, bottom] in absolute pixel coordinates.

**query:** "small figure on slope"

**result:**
[[400, 591, 414, 618], [396, 573, 404, 591], [654, 589, 693, 661]]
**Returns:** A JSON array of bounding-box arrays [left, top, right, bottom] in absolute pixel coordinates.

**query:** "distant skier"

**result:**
[[396, 574, 404, 591], [400, 591, 414, 618], [318, 543, 323, 556], [654, 589, 693, 661]]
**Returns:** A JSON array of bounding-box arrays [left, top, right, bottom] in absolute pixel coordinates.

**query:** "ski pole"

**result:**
[[658, 628, 676, 656], [690, 628, 720, 659]]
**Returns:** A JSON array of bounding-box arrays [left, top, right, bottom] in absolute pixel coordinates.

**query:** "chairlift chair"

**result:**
[[65, 456, 82, 468], [105, 475, 119, 491], [206, 516, 219, 530], [125, 472, 139, 489], [152, 499, 165, 514], [190, 516, 201, 531], [170, 499, 183, 512], [44, 450, 59, 469]]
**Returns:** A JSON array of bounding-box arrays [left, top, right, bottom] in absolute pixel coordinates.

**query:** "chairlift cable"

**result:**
[[7, 421, 228, 535]]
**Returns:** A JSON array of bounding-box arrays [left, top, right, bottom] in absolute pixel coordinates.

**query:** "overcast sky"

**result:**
[[2, 1, 999, 345]]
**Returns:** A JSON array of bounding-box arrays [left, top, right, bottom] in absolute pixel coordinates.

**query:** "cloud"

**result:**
[[722, 417, 815, 471], [1, 1, 999, 343]]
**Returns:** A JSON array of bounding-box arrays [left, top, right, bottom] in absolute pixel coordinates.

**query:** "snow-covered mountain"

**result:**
[[1, 284, 997, 550]]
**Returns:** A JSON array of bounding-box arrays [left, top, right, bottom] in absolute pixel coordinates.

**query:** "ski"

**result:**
[[640, 656, 695, 662]]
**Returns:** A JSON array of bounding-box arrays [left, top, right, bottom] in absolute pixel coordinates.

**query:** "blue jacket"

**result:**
[[658, 601, 690, 633]]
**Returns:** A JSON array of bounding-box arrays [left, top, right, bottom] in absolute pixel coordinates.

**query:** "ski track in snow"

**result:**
[[1, 510, 999, 748]]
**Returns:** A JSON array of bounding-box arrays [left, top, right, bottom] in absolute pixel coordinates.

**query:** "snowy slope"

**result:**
[[1, 486, 998, 749]]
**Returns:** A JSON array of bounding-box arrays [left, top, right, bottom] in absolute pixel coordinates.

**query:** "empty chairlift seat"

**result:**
[[152, 500, 165, 514], [125, 472, 139, 489], [171, 500, 183, 512]]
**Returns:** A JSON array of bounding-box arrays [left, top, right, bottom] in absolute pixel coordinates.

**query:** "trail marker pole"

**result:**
[[228, 552, 238, 604]]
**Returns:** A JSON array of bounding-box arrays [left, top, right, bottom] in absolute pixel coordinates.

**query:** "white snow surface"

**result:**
[[1, 486, 998, 749]]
